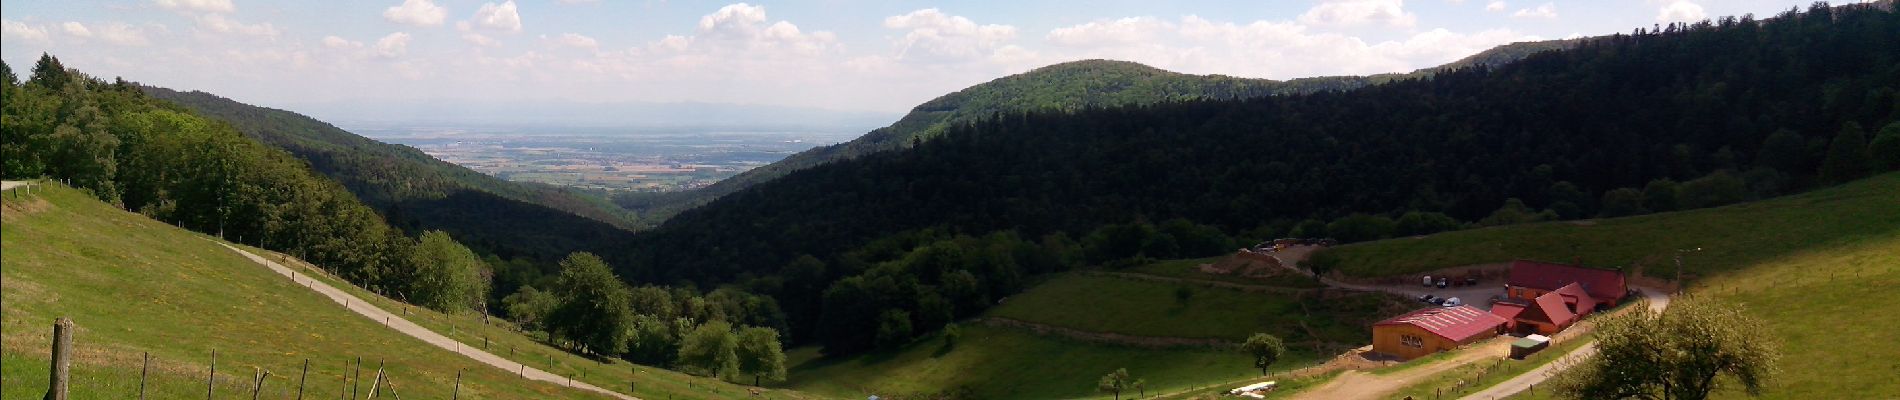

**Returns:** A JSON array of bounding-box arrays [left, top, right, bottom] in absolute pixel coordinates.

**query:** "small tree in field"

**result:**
[[1243, 333, 1286, 376], [1098, 368, 1133, 400], [1551, 296, 1779, 400]]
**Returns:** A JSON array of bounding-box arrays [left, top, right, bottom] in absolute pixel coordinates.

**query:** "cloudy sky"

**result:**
[[2, 0, 1825, 117]]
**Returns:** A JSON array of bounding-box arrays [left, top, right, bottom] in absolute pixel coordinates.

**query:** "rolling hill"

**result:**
[[617, 39, 1579, 224], [0, 181, 810, 399], [142, 87, 637, 263], [617, 3, 1899, 356]]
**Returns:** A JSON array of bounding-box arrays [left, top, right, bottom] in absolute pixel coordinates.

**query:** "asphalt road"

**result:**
[[1454, 288, 1673, 400], [217, 242, 639, 400]]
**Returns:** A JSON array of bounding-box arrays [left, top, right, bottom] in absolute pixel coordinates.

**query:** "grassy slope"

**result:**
[[784, 326, 1281, 400], [786, 267, 1406, 399], [240, 244, 822, 400], [988, 274, 1395, 343], [1323, 173, 1900, 280], [0, 183, 761, 399], [1300, 174, 1900, 399]]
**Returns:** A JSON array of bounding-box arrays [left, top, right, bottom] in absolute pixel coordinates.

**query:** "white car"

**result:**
[[1442, 297, 1463, 307]]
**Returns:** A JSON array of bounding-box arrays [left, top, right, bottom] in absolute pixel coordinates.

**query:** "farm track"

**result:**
[[215, 242, 639, 400]]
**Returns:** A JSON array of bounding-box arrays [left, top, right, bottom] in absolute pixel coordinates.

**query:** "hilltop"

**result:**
[[618, 39, 1579, 224]]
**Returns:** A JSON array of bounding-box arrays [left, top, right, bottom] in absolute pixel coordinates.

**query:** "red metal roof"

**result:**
[[1490, 302, 1527, 321], [1508, 260, 1627, 303], [1375, 305, 1507, 343], [1526, 289, 1577, 326], [1550, 282, 1599, 315]]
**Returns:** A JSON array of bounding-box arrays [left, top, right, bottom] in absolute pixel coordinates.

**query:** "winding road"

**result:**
[[215, 242, 639, 400], [1454, 288, 1671, 400]]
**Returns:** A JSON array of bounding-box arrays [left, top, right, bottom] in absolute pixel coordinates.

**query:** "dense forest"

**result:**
[[615, 41, 1581, 226], [621, 3, 1900, 354]]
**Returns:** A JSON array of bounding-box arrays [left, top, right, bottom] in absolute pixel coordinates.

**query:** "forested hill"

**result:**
[[142, 87, 636, 262], [616, 41, 1577, 226], [620, 3, 1900, 349]]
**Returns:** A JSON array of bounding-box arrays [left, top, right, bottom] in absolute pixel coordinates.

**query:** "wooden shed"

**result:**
[[1371, 305, 1507, 361]]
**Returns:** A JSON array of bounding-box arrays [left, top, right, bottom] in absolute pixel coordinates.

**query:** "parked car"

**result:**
[[1436, 277, 1449, 289], [1418, 294, 1438, 303], [1422, 275, 1434, 287], [1442, 297, 1463, 307], [1429, 297, 1447, 305], [1465, 277, 1479, 286]]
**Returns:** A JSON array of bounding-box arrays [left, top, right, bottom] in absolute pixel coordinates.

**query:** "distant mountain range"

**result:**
[[143, 87, 637, 262], [279, 99, 899, 130]]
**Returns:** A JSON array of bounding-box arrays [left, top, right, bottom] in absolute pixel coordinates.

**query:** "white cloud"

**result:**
[[1298, 0, 1418, 28], [883, 9, 1018, 62], [462, 32, 500, 47], [1036, 15, 1537, 80], [194, 14, 280, 38], [1656, 1, 1706, 23], [1485, 1, 1507, 12], [470, 1, 523, 33], [376, 32, 412, 58], [56, 21, 151, 46], [2, 20, 50, 42], [550, 33, 599, 49], [152, 0, 235, 14], [692, 3, 836, 55], [384, 0, 448, 27], [322, 35, 363, 49], [94, 23, 152, 46], [62, 22, 93, 38], [1512, 3, 1557, 19]]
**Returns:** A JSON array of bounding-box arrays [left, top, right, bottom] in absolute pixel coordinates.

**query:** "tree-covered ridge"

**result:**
[[617, 41, 1582, 226], [2, 55, 417, 294], [620, 3, 1900, 353], [140, 87, 638, 263]]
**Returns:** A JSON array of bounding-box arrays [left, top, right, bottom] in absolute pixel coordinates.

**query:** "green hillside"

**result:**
[[141, 87, 638, 262], [0, 182, 775, 399], [784, 266, 1405, 399], [1316, 172, 1900, 280], [621, 40, 1579, 224]]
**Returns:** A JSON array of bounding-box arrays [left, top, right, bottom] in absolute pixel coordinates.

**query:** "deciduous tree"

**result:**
[[1552, 297, 1779, 400], [1243, 333, 1287, 376]]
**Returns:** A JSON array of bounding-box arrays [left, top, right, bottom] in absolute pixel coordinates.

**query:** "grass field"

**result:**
[[0, 182, 782, 399], [1123, 257, 1325, 288], [988, 274, 1402, 344], [1321, 173, 1900, 280], [785, 266, 1408, 399], [784, 325, 1302, 400]]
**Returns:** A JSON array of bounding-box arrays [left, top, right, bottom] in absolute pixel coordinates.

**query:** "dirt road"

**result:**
[[1455, 288, 1671, 400], [1288, 337, 1513, 400], [1, 180, 30, 190], [216, 242, 638, 400]]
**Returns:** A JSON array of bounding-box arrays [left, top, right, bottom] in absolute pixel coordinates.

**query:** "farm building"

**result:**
[[1504, 260, 1629, 308], [1490, 282, 1599, 335], [1371, 305, 1507, 360]]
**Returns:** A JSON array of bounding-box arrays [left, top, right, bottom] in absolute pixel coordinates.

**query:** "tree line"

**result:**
[[616, 2, 1900, 355]]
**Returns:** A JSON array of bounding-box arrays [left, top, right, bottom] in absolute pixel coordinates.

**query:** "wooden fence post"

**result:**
[[252, 369, 271, 400], [140, 352, 151, 400], [207, 349, 218, 400], [297, 359, 309, 400], [453, 369, 463, 400], [45, 317, 73, 400], [352, 357, 362, 399]]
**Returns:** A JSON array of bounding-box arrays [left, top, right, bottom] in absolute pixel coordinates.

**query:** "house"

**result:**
[[1504, 260, 1629, 309], [1371, 305, 1507, 360], [1491, 282, 1598, 335]]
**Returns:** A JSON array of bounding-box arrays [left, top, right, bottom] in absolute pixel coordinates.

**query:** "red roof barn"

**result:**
[[1505, 260, 1629, 308], [1371, 305, 1507, 360]]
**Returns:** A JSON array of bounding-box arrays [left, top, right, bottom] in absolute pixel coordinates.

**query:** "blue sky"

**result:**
[[1, 0, 1830, 116]]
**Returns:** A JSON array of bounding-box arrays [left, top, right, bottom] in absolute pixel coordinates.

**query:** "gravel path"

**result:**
[[1, 180, 30, 190], [216, 242, 638, 400], [1454, 288, 1671, 400]]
